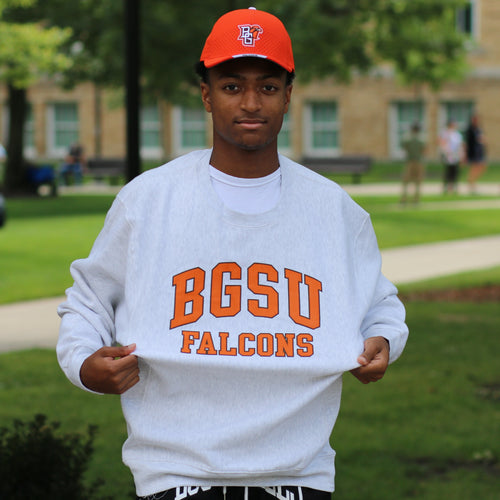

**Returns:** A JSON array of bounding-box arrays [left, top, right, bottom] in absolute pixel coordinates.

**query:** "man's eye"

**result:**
[[224, 84, 239, 91], [263, 85, 278, 92]]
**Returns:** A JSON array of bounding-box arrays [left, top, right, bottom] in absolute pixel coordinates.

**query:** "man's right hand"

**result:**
[[80, 344, 139, 394]]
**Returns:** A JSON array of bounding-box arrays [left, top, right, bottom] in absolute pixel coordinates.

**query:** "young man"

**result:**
[[400, 122, 426, 204], [57, 8, 408, 500]]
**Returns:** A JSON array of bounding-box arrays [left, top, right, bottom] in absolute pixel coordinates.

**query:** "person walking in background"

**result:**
[[400, 123, 426, 204], [465, 114, 487, 194], [439, 120, 464, 194]]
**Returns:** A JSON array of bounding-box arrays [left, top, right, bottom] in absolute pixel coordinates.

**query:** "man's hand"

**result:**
[[80, 344, 139, 394], [350, 336, 390, 384]]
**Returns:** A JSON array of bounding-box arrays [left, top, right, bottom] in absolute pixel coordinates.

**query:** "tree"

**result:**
[[0, 0, 71, 194]]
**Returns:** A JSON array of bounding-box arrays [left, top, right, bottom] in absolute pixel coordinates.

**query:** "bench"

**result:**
[[86, 158, 126, 183], [301, 155, 372, 183]]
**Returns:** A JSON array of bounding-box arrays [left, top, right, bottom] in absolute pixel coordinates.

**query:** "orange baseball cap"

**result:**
[[200, 7, 295, 73]]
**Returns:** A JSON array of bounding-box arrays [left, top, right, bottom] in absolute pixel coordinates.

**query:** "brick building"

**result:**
[[1, 0, 499, 165]]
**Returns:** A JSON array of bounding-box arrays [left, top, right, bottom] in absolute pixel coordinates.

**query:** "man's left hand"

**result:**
[[350, 336, 390, 384]]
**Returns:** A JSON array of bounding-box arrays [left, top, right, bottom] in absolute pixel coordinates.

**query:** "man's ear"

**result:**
[[200, 82, 212, 113]]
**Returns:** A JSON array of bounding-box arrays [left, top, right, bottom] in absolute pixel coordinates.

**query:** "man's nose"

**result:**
[[240, 89, 261, 112]]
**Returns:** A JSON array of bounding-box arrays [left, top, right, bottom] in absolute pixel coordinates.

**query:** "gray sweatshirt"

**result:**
[[57, 149, 408, 497]]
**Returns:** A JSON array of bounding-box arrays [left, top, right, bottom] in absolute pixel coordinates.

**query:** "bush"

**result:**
[[0, 414, 113, 500]]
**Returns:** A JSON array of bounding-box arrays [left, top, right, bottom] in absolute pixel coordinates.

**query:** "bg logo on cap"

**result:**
[[238, 24, 263, 47]]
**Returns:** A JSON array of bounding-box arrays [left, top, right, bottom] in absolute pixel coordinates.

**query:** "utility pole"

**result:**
[[124, 0, 141, 181]]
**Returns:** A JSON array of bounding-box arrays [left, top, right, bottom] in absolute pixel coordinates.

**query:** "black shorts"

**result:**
[[138, 486, 331, 500]]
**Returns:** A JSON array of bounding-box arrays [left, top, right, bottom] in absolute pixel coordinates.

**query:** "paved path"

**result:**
[[1, 182, 499, 353]]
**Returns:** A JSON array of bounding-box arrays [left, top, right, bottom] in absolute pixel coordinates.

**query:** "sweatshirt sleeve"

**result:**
[[57, 195, 132, 392], [355, 215, 409, 364]]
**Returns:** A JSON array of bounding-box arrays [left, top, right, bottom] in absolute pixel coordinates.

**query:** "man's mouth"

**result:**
[[236, 118, 266, 130]]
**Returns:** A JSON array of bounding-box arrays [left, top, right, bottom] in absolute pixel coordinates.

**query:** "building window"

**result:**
[[390, 101, 425, 158], [277, 112, 292, 156], [304, 102, 339, 157], [141, 105, 162, 159], [440, 101, 475, 134], [47, 102, 79, 158], [457, 0, 477, 37], [172, 106, 207, 156], [24, 103, 35, 158]]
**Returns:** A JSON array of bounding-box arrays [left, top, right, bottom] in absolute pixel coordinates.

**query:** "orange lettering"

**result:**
[[196, 331, 217, 355], [284, 269, 322, 329], [247, 263, 279, 318], [210, 262, 242, 318], [257, 333, 274, 357], [181, 330, 200, 353], [275, 333, 295, 357], [170, 268, 205, 329], [219, 332, 237, 356], [297, 333, 314, 357], [239, 333, 255, 356]]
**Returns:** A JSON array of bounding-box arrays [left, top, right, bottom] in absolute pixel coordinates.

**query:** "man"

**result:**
[[400, 122, 426, 204], [57, 8, 408, 500], [439, 120, 463, 194], [59, 142, 86, 185]]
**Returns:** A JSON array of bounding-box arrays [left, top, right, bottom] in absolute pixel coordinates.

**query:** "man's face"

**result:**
[[200, 58, 292, 153]]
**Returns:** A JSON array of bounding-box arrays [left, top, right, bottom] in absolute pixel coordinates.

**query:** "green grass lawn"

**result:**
[[0, 196, 114, 303], [0, 299, 498, 499]]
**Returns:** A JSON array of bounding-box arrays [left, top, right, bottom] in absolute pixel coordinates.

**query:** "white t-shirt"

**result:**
[[209, 165, 281, 214], [440, 129, 463, 163]]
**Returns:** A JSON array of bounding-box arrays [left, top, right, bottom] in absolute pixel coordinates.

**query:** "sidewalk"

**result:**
[[1, 233, 499, 353]]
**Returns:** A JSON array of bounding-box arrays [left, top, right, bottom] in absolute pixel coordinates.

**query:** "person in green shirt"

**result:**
[[400, 123, 426, 204]]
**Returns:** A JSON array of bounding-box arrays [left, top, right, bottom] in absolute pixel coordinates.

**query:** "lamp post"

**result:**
[[124, 0, 141, 181]]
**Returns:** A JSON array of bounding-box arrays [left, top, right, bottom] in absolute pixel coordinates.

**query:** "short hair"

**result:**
[[194, 61, 295, 86]]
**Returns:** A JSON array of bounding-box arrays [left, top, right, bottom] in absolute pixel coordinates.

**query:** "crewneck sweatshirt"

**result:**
[[57, 149, 408, 497]]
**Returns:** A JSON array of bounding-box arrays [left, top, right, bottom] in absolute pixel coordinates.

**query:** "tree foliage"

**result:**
[[0, 0, 71, 88], [1, 0, 470, 104], [0, 414, 113, 500], [8, 0, 469, 99], [0, 0, 71, 193], [259, 0, 469, 88]]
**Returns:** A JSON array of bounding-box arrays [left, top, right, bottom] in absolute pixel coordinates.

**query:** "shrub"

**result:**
[[0, 414, 112, 500]]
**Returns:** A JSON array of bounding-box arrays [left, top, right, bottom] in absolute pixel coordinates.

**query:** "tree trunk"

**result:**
[[4, 84, 28, 195]]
